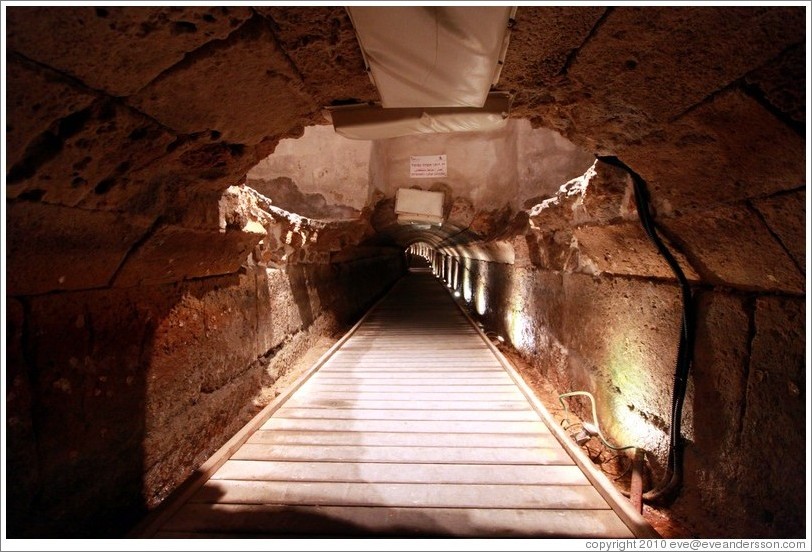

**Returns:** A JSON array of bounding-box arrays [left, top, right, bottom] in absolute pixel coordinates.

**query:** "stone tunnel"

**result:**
[[3, 5, 807, 540]]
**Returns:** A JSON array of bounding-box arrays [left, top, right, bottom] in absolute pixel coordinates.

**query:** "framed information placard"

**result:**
[[410, 155, 447, 178]]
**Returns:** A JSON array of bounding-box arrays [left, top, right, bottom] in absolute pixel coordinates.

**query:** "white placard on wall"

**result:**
[[410, 155, 447, 178]]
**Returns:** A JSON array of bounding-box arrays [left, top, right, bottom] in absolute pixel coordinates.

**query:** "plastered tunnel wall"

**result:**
[[3, 6, 807, 538]]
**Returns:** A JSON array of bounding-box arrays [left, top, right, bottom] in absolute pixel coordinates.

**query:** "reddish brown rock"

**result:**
[[618, 90, 805, 213], [751, 190, 805, 271], [130, 16, 317, 145], [7, 202, 153, 295], [143, 272, 260, 432], [5, 55, 97, 172], [527, 160, 634, 232], [6, 6, 253, 96], [9, 99, 176, 207], [561, 272, 683, 458], [5, 298, 39, 533], [570, 7, 805, 124], [24, 286, 155, 536], [572, 222, 700, 280], [662, 205, 804, 293], [500, 6, 606, 91], [113, 223, 264, 287], [258, 6, 379, 106], [745, 43, 805, 126], [740, 297, 805, 536], [687, 291, 750, 497]]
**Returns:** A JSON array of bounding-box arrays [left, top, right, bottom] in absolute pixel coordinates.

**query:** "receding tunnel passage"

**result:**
[[4, 5, 807, 541], [138, 272, 654, 538]]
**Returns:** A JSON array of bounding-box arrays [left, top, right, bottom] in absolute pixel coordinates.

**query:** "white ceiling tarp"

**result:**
[[328, 92, 511, 141], [347, 6, 514, 108]]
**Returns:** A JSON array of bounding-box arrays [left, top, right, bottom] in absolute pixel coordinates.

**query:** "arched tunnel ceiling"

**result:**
[[5, 5, 807, 288]]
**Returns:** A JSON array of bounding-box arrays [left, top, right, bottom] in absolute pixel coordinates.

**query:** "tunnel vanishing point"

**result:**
[[3, 5, 808, 540]]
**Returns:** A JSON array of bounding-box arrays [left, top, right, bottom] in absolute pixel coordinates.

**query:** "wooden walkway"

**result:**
[[138, 270, 656, 538]]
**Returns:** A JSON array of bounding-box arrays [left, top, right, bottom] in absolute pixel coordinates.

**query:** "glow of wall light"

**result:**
[[475, 278, 488, 315], [505, 309, 533, 353], [601, 322, 666, 453], [462, 260, 473, 303]]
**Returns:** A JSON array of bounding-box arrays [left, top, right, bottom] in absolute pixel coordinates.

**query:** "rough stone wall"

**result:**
[[6, 245, 403, 537], [438, 159, 805, 537], [5, 4, 806, 541]]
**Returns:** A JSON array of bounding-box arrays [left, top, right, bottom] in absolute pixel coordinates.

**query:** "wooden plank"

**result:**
[[231, 444, 573, 465], [319, 365, 504, 371], [283, 399, 532, 410], [261, 417, 549, 434], [247, 429, 557, 448], [294, 391, 524, 401], [190, 480, 608, 510], [273, 407, 541, 421], [160, 504, 633, 537], [312, 375, 514, 383], [212, 460, 590, 485], [300, 383, 518, 393]]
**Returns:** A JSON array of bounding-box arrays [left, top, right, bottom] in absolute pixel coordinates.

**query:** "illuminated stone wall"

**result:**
[[432, 159, 805, 538]]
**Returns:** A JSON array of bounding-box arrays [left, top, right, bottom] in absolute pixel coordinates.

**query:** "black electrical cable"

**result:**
[[597, 156, 695, 504]]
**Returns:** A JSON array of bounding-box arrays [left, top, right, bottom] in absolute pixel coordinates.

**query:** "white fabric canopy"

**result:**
[[347, 6, 514, 108], [327, 92, 511, 141]]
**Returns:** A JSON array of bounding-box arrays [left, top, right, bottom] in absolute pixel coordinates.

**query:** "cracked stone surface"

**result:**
[[5, 5, 805, 539]]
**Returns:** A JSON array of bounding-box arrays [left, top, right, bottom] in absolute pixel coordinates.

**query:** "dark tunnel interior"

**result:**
[[2, 4, 808, 541]]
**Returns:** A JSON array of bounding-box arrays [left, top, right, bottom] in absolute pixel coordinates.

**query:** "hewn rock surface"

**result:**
[[5, 5, 805, 539]]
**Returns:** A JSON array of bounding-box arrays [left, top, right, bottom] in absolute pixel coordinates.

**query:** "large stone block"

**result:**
[[76, 135, 270, 217], [570, 7, 805, 125], [619, 89, 805, 213], [752, 190, 805, 271], [745, 43, 805, 126], [143, 272, 261, 450], [113, 223, 263, 287], [740, 296, 805, 537], [255, 267, 309, 354], [20, 270, 268, 534], [8, 99, 176, 207], [25, 286, 153, 536], [662, 205, 804, 293], [687, 291, 750, 487], [6, 202, 152, 295], [5, 55, 97, 172], [572, 223, 700, 280], [500, 7, 606, 90], [5, 299, 40, 535], [142, 363, 261, 507], [561, 272, 684, 458], [259, 6, 379, 105], [6, 6, 252, 96], [130, 16, 317, 145]]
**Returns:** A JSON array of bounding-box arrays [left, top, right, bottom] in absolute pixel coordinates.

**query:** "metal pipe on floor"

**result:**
[[630, 448, 645, 514]]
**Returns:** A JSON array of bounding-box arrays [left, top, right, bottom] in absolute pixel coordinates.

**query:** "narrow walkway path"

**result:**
[[144, 271, 654, 537]]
